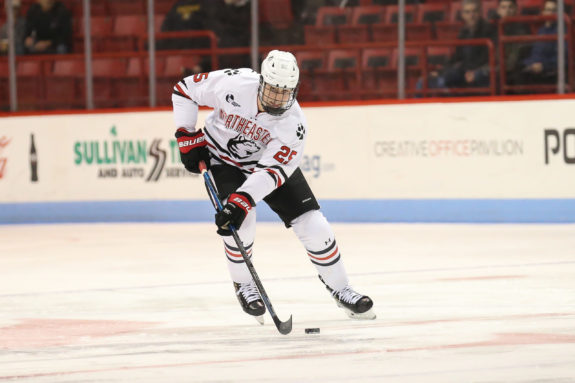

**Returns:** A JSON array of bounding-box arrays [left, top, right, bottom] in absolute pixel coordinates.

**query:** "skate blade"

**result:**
[[254, 315, 264, 325], [337, 303, 377, 320], [346, 309, 376, 320]]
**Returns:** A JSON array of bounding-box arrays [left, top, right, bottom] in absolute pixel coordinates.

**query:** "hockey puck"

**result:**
[[305, 328, 320, 334]]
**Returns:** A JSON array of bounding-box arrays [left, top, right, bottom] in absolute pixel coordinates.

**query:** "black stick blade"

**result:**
[[274, 315, 293, 335]]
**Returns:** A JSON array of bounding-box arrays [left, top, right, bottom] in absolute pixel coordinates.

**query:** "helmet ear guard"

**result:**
[[258, 50, 300, 116]]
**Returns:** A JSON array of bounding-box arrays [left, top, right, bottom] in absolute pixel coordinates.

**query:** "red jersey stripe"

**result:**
[[225, 248, 252, 258], [307, 246, 339, 261], [175, 84, 191, 99], [265, 168, 283, 187]]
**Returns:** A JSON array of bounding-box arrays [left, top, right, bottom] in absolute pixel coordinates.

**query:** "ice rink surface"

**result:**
[[0, 222, 574, 382]]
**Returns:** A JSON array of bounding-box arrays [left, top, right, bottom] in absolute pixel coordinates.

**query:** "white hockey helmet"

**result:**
[[258, 50, 300, 116]]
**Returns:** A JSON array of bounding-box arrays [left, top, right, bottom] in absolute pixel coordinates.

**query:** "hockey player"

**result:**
[[172, 50, 375, 322]]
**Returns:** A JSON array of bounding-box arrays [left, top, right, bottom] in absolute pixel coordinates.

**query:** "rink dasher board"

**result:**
[[1, 99, 574, 223]]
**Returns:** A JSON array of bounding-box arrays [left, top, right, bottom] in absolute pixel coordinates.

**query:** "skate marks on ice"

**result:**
[[2, 313, 575, 383], [0, 223, 574, 382]]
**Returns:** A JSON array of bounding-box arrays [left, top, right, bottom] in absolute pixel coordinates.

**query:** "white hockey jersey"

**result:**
[[172, 68, 308, 204]]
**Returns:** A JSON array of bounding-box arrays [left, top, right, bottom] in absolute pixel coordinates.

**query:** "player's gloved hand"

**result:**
[[175, 128, 210, 174], [215, 192, 255, 236]]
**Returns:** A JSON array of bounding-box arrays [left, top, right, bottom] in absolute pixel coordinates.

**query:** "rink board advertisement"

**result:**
[[304, 100, 575, 199], [1, 98, 574, 223], [0, 111, 207, 202]]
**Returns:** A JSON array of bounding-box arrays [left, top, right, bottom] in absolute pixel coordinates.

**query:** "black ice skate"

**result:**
[[319, 276, 376, 320], [234, 281, 266, 325]]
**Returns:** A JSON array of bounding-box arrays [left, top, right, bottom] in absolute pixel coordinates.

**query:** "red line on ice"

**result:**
[[0, 318, 158, 349]]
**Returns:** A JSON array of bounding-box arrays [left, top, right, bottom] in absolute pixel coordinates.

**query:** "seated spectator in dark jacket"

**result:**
[[157, 0, 210, 49], [0, 0, 26, 55], [161, 0, 206, 32], [207, 0, 251, 48], [420, 0, 497, 92], [514, 0, 565, 85], [158, 0, 211, 73], [443, 0, 497, 88], [206, 0, 251, 68], [494, 0, 532, 79], [24, 0, 71, 54]]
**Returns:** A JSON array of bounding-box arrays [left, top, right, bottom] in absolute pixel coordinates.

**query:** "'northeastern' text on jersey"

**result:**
[[172, 68, 308, 203]]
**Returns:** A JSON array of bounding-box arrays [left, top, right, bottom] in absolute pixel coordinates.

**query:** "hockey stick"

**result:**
[[199, 161, 293, 335]]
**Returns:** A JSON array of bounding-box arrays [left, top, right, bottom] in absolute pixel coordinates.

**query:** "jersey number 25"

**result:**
[[273, 146, 297, 165]]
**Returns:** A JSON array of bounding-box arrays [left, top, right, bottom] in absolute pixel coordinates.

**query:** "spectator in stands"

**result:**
[[419, 0, 496, 92], [206, 0, 251, 68], [0, 0, 26, 55], [443, 0, 497, 88], [514, 0, 565, 85], [494, 0, 531, 84], [291, 0, 314, 25], [161, 0, 206, 33], [207, 0, 251, 48], [159, 0, 211, 73], [24, 0, 72, 54]]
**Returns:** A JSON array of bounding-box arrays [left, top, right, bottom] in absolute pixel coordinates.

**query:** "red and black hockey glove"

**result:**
[[215, 192, 255, 236], [175, 128, 210, 174]]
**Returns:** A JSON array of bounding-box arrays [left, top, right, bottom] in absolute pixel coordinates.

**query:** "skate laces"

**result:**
[[333, 286, 363, 305], [238, 281, 261, 304]]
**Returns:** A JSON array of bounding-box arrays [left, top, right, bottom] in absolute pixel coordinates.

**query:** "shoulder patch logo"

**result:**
[[225, 94, 241, 107], [224, 69, 240, 76], [296, 124, 305, 140]]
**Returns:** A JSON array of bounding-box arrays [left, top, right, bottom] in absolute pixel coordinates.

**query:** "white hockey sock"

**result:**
[[224, 237, 253, 284], [223, 209, 256, 284], [291, 210, 349, 291]]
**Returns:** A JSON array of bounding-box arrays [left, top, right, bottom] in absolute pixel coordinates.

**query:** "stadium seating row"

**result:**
[[71, 14, 441, 52], [0, 41, 495, 110], [0, 54, 207, 109], [66, 5, 573, 53], [0, 0, 174, 18], [64, 14, 568, 54], [1, 0, 571, 26], [294, 45, 495, 100], [306, 6, 573, 44], [72, 15, 158, 53], [3, 34, 572, 111], [0, 6, 571, 110], [1, 0, 293, 29], [314, 1, 573, 27], [343, 0, 565, 5], [3, 1, 569, 54]]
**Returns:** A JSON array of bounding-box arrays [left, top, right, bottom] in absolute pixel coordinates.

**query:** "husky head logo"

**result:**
[[227, 136, 262, 159]]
